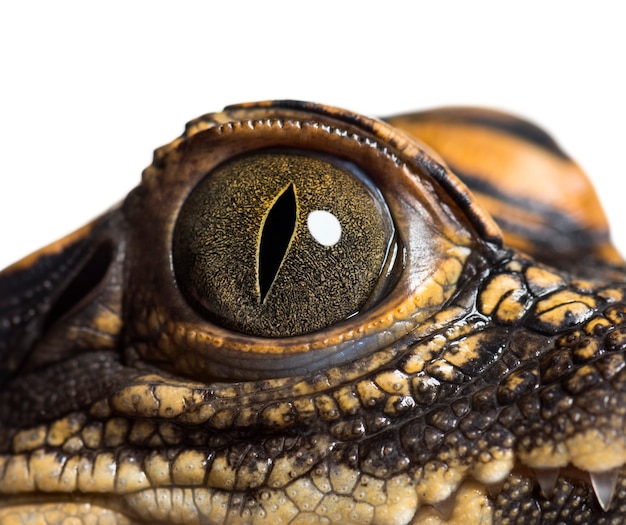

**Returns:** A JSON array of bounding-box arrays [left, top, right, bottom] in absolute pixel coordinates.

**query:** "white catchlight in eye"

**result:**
[[307, 210, 342, 247]]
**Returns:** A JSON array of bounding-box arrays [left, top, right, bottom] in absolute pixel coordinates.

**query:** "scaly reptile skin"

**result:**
[[1, 101, 626, 524]]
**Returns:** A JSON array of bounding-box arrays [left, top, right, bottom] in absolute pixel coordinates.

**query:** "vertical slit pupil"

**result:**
[[258, 183, 297, 303]]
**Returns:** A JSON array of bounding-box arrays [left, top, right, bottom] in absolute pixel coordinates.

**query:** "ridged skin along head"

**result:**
[[1, 100, 626, 524]]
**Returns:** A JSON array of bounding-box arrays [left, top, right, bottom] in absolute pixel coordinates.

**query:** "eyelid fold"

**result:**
[[122, 102, 503, 381]]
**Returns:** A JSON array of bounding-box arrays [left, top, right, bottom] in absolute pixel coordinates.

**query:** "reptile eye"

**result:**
[[122, 105, 494, 381], [173, 150, 397, 338]]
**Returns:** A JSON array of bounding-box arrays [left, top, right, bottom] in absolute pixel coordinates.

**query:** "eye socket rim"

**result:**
[[125, 114, 481, 381]]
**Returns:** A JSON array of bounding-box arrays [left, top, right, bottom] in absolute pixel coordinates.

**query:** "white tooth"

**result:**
[[590, 468, 620, 512], [534, 468, 560, 498]]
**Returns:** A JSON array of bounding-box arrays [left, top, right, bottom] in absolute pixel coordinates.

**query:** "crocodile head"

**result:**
[[1, 101, 625, 524]]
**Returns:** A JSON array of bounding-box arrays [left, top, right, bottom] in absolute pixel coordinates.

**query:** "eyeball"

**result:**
[[173, 150, 396, 338]]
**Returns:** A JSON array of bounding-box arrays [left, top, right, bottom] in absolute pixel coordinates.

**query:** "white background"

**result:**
[[1, 2, 624, 269]]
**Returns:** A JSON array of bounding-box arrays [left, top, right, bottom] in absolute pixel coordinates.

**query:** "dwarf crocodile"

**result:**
[[1, 101, 626, 524]]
